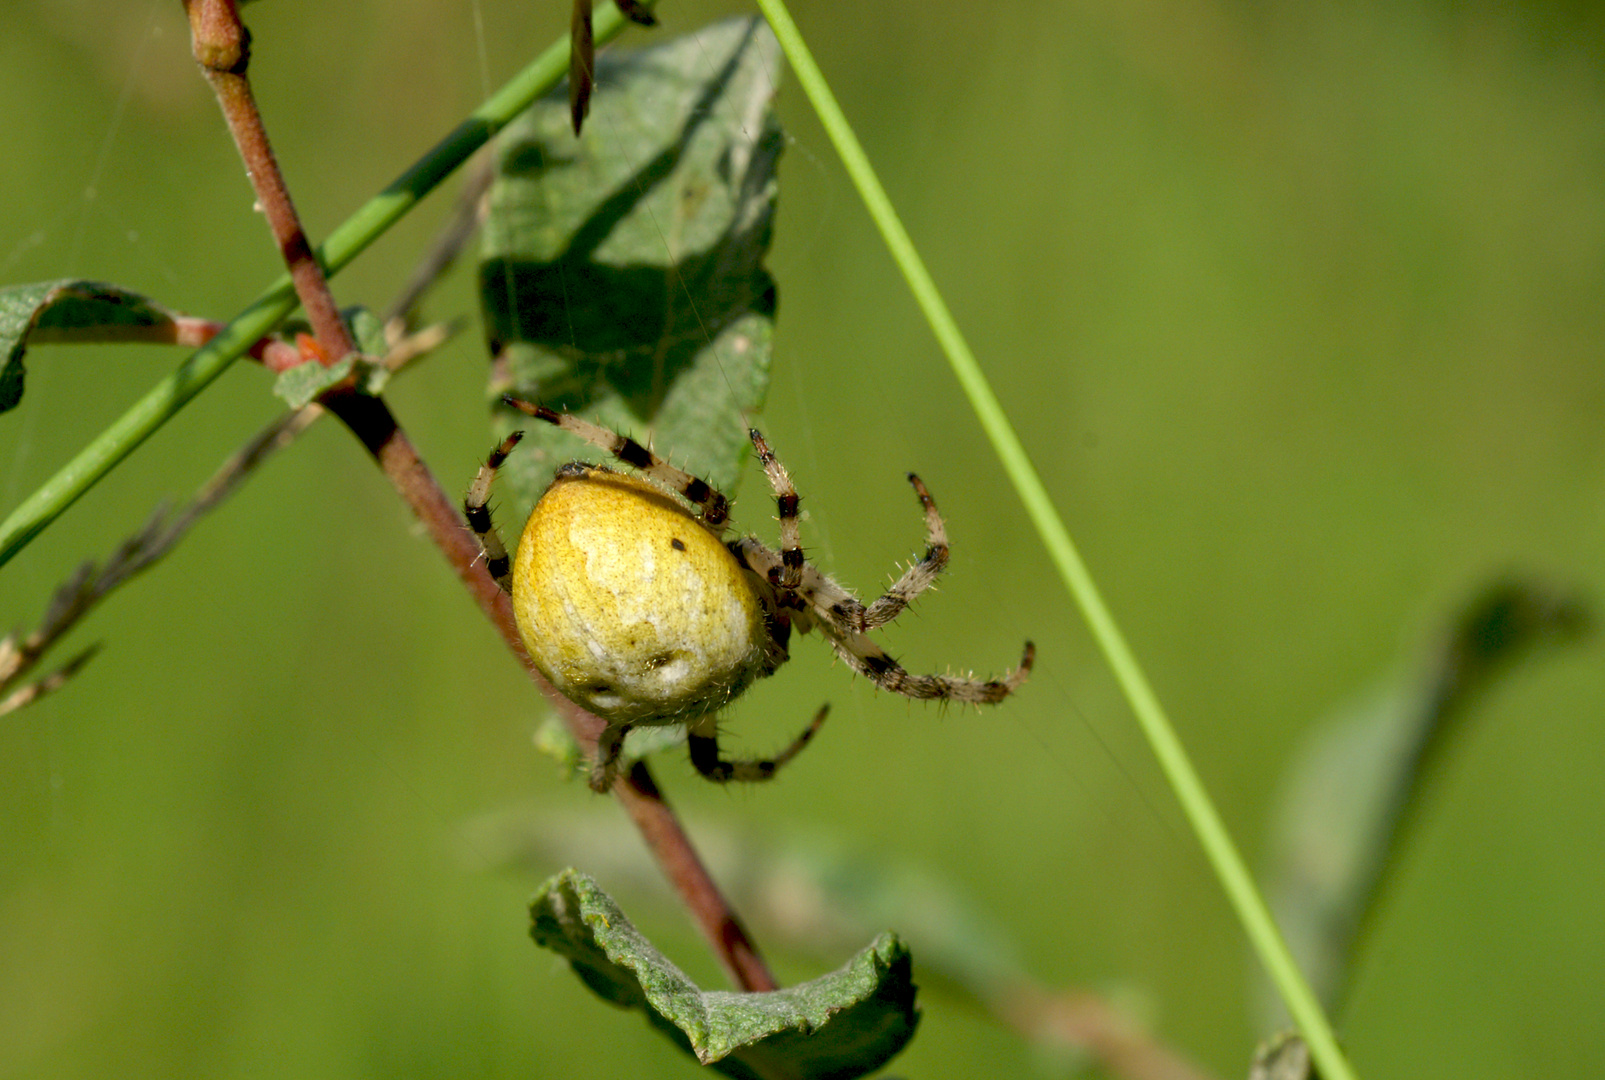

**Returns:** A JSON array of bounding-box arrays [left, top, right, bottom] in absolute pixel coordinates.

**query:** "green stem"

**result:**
[[0, 2, 650, 569], [752, 2, 1358, 1078]]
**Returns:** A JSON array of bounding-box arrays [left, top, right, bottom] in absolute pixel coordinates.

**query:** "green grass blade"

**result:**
[[0, 2, 652, 570], [750, 2, 1359, 1077]]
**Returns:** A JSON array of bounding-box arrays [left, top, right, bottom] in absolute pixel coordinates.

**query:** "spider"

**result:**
[[465, 395, 1034, 792]]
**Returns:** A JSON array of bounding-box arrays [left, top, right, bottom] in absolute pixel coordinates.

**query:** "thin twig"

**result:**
[[184, 0, 776, 994], [184, 0, 355, 365], [617, 763, 778, 991], [0, 0, 644, 573], [30, 313, 304, 371], [309, 386, 779, 993], [0, 645, 102, 717], [0, 324, 448, 712], [0, 510, 168, 709], [383, 154, 495, 329]]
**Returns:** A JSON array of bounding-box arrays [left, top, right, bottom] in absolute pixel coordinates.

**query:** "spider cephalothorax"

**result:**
[[466, 396, 1034, 792]]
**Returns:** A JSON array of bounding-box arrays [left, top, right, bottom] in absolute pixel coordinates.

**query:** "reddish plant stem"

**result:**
[[186, 0, 779, 995], [184, 0, 353, 365], [33, 315, 303, 370], [617, 762, 779, 991], [321, 390, 778, 994]]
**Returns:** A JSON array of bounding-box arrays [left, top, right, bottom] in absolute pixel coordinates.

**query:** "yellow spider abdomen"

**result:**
[[510, 468, 777, 726]]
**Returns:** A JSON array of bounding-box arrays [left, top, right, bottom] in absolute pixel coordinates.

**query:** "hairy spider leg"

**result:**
[[744, 428, 876, 633], [461, 403, 1033, 788], [745, 435, 950, 634], [826, 636, 1036, 704], [729, 536, 1033, 703], [859, 473, 950, 632], [586, 706, 825, 791], [464, 430, 525, 593], [590, 722, 630, 792], [747, 428, 805, 589], [503, 396, 731, 529], [729, 536, 864, 636], [687, 704, 829, 783]]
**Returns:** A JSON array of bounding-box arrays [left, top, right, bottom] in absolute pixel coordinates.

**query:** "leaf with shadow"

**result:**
[[0, 280, 183, 413], [480, 16, 782, 507]]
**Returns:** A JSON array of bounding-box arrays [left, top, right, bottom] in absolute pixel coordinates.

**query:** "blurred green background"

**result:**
[[3, 1, 1604, 1077]]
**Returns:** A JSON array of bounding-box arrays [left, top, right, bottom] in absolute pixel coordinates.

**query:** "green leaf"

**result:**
[[530, 869, 919, 1080], [347, 306, 389, 359], [273, 355, 357, 410], [0, 280, 182, 413], [1265, 577, 1590, 1016], [270, 307, 392, 409], [479, 16, 783, 508], [532, 714, 685, 779]]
